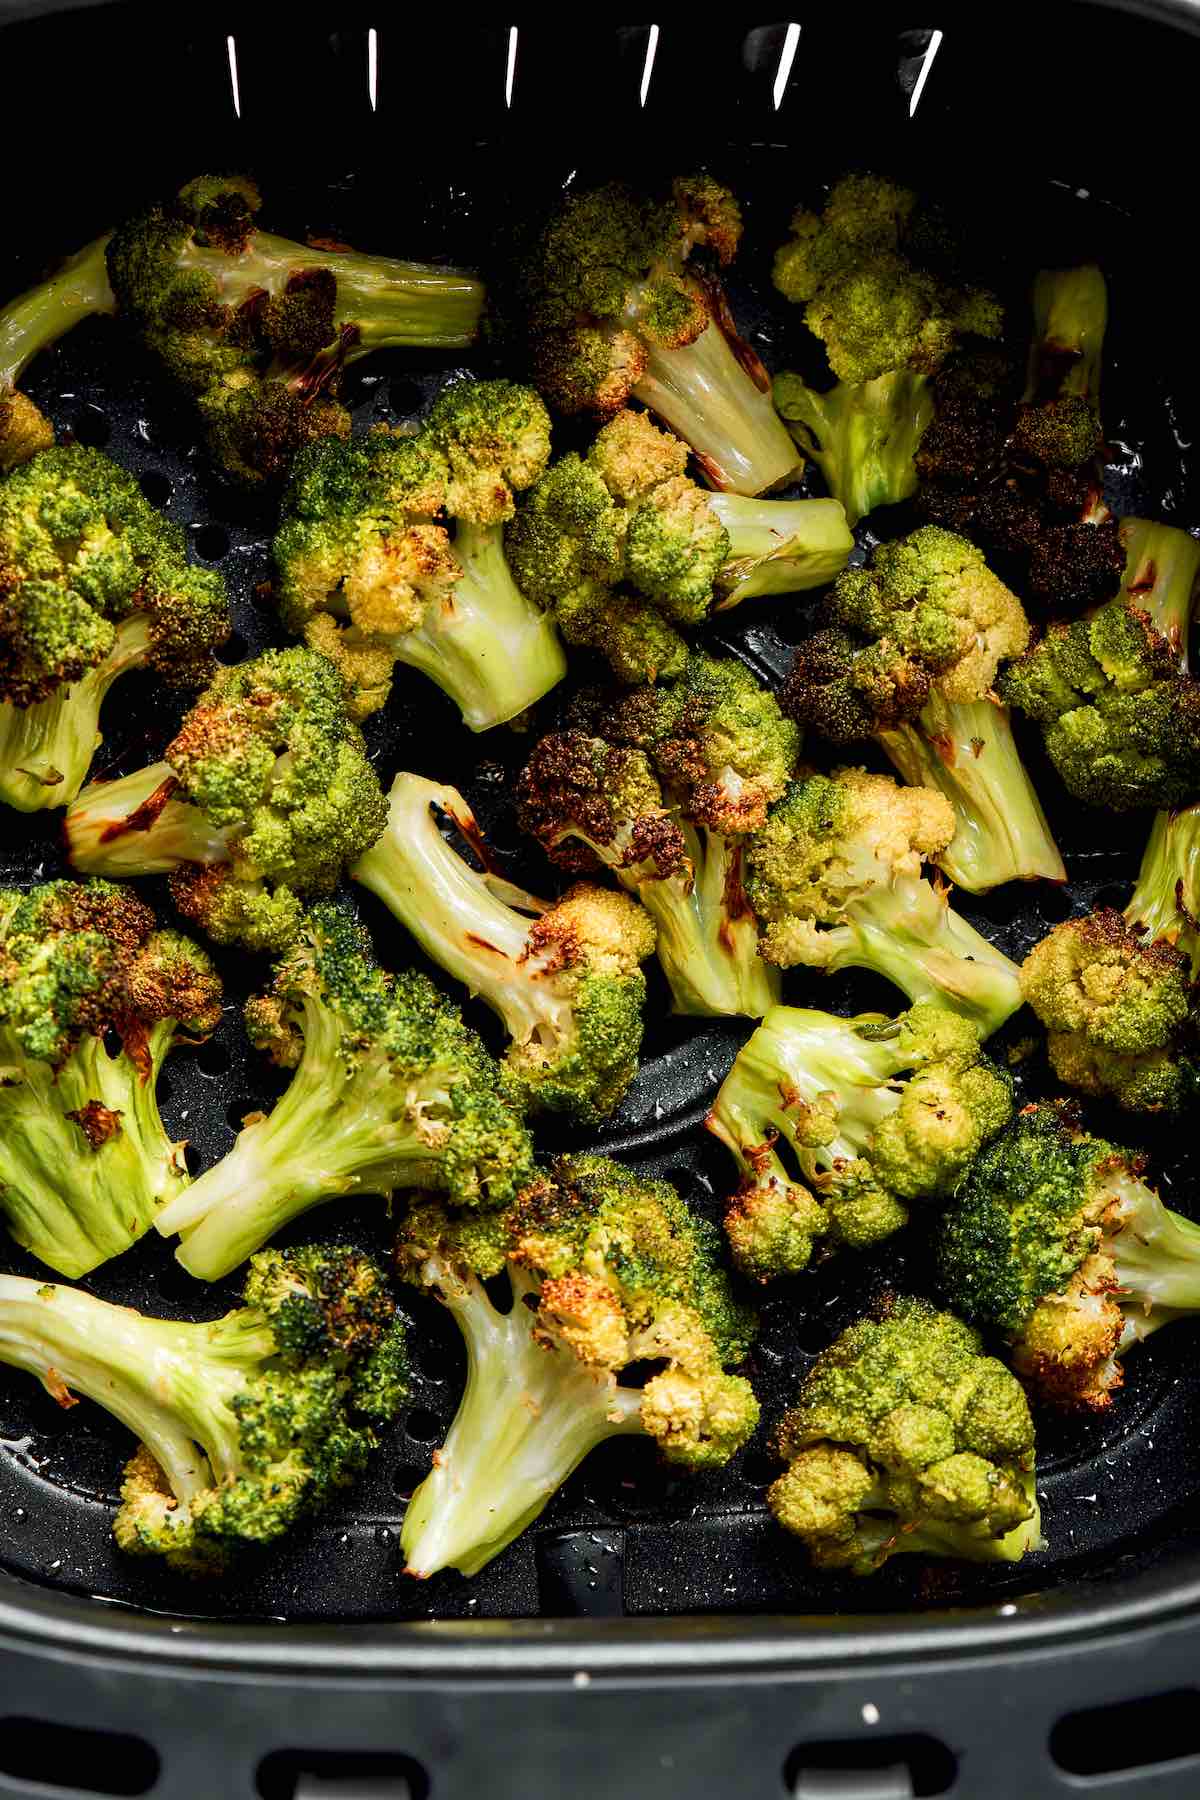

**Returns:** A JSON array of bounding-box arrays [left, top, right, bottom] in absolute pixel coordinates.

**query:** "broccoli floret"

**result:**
[[152, 900, 535, 1282], [0, 1242, 407, 1571], [706, 1001, 1013, 1281], [106, 177, 484, 487], [396, 1156, 758, 1577], [0, 233, 115, 469], [0, 879, 221, 1277], [0, 391, 54, 474], [63, 647, 386, 948], [1126, 801, 1200, 978], [273, 381, 567, 726], [1020, 909, 1196, 1113], [352, 772, 655, 1123], [0, 445, 231, 811], [517, 177, 799, 496], [745, 768, 1023, 1038], [768, 1298, 1040, 1571], [938, 1103, 1200, 1409], [781, 526, 1066, 891], [519, 657, 799, 1017]]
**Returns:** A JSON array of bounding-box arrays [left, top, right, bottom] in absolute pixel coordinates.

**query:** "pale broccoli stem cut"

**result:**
[[708, 495, 855, 607], [63, 760, 230, 877], [0, 234, 115, 392], [1126, 802, 1200, 977], [878, 693, 1066, 892], [633, 318, 800, 497], [0, 615, 153, 813], [1118, 517, 1200, 673], [1024, 265, 1107, 406], [635, 826, 779, 1018], [1107, 1167, 1200, 1347], [774, 369, 935, 527], [391, 520, 567, 731], [400, 1259, 645, 1578]]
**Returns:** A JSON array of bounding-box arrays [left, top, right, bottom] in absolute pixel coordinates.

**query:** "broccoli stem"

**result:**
[[1024, 265, 1107, 406], [0, 614, 154, 813], [1109, 1168, 1200, 1330], [65, 757, 229, 877], [0, 1274, 270, 1500], [400, 1259, 644, 1578], [848, 1473, 1042, 1569], [177, 233, 484, 352], [628, 825, 779, 1017], [1125, 802, 1200, 975], [818, 879, 1023, 1039], [0, 1022, 189, 1278], [772, 370, 934, 527], [391, 521, 567, 731], [633, 319, 801, 497], [0, 233, 115, 392], [708, 495, 854, 608], [1118, 518, 1200, 672], [878, 692, 1066, 892]]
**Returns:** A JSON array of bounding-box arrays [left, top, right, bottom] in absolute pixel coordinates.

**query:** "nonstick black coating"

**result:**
[[1, 8, 1199, 1627]]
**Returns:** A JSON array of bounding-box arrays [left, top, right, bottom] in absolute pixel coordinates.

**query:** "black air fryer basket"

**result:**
[[2, 3, 1200, 1795]]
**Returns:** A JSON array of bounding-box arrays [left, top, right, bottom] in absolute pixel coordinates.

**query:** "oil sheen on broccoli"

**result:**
[[396, 1156, 758, 1578], [706, 1001, 1013, 1282], [0, 1243, 408, 1571], [0, 880, 221, 1277], [153, 901, 535, 1282]]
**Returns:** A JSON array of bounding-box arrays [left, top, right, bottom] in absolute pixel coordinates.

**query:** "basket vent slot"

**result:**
[[0, 1717, 159, 1796], [785, 1735, 955, 1798], [1050, 1687, 1200, 1776], [258, 1753, 426, 1799]]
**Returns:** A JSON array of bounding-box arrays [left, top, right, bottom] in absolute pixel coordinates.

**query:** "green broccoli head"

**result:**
[[0, 879, 221, 1276], [768, 1298, 1039, 1572], [425, 378, 552, 525], [396, 1156, 759, 1577]]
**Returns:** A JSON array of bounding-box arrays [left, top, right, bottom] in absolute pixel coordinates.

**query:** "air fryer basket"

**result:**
[[2, 2, 1200, 1795]]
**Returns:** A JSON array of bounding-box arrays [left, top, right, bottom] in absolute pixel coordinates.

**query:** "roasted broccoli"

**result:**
[[0, 1242, 408, 1571], [0, 233, 114, 470], [771, 175, 1001, 523], [744, 768, 1023, 1038], [1020, 909, 1197, 1114], [505, 409, 850, 685], [768, 1298, 1040, 1571], [352, 771, 655, 1122], [396, 1156, 758, 1578], [516, 177, 799, 496], [706, 1001, 1013, 1281], [152, 901, 535, 1282], [63, 647, 387, 951], [518, 655, 800, 1016], [273, 379, 567, 726], [1126, 801, 1200, 977], [106, 176, 484, 487], [781, 525, 1066, 891], [938, 1103, 1200, 1409], [0, 880, 221, 1278], [0, 445, 230, 811]]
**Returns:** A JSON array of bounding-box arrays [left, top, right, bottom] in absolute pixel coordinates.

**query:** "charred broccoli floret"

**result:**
[[0, 445, 230, 811], [0, 234, 114, 469], [768, 1298, 1040, 1571], [745, 768, 1023, 1038], [107, 176, 484, 487], [352, 772, 655, 1123], [516, 177, 799, 496], [938, 1103, 1200, 1409], [781, 525, 1065, 891], [152, 901, 535, 1282], [0, 1243, 407, 1571], [63, 647, 387, 951], [396, 1156, 758, 1578], [1020, 909, 1197, 1114], [0, 880, 221, 1277], [273, 379, 567, 725], [706, 1001, 1013, 1281]]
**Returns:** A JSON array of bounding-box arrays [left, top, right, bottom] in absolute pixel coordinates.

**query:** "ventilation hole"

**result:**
[[226, 1098, 261, 1131], [215, 630, 250, 666], [1093, 883, 1131, 913], [137, 470, 172, 508], [190, 522, 231, 562], [182, 1142, 203, 1178], [69, 405, 110, 448], [0, 1718, 159, 1796], [258, 1750, 428, 1800], [196, 1039, 232, 1075], [1035, 881, 1075, 922], [102, 1026, 122, 1060], [740, 1448, 778, 1489], [393, 1461, 427, 1501], [785, 1735, 956, 1798], [1050, 1690, 1200, 1777], [389, 378, 423, 415], [405, 1407, 443, 1444], [482, 1269, 514, 1314]]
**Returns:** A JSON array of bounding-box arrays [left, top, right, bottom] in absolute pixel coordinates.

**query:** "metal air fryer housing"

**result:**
[[2, 3, 1200, 1795]]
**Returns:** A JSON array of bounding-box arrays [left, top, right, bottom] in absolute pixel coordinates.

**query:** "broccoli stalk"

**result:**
[[707, 493, 855, 606], [0, 1243, 408, 1569], [773, 368, 935, 526], [61, 759, 228, 876], [651, 821, 779, 1018], [877, 692, 1066, 892], [1024, 265, 1107, 407], [153, 901, 533, 1281], [1118, 517, 1200, 671], [0, 233, 115, 392], [1126, 802, 1200, 976]]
